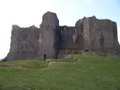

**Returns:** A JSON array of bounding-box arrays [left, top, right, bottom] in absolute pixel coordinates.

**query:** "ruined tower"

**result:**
[[75, 16, 119, 54], [38, 11, 59, 59], [6, 25, 39, 60]]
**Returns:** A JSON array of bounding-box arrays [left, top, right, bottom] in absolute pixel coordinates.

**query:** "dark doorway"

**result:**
[[43, 54, 47, 60], [99, 34, 104, 52], [85, 49, 88, 52]]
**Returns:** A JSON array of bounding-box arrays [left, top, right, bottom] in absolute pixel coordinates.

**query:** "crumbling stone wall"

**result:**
[[58, 26, 77, 49], [38, 11, 59, 59], [5, 11, 120, 60], [76, 16, 119, 55], [6, 25, 39, 60]]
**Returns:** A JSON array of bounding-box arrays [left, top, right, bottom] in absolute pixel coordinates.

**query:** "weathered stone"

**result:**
[[38, 11, 59, 59], [6, 25, 39, 60], [5, 12, 120, 60], [58, 26, 77, 49], [75, 16, 120, 55], [75, 19, 84, 50]]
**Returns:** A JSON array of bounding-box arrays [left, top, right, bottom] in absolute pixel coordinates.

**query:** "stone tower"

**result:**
[[75, 16, 119, 54], [38, 11, 59, 59], [6, 25, 39, 60]]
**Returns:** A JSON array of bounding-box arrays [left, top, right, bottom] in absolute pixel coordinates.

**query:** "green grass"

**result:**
[[0, 54, 120, 90]]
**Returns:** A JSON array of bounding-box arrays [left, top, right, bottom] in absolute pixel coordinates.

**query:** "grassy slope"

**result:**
[[0, 54, 120, 90]]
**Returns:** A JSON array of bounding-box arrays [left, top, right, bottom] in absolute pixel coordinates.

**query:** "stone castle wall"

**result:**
[[58, 26, 78, 49], [5, 11, 120, 60], [6, 25, 39, 60]]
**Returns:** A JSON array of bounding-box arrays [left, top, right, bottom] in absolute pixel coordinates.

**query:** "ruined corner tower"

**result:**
[[75, 16, 119, 54]]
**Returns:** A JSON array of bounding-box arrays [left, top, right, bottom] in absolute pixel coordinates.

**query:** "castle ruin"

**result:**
[[5, 11, 120, 60]]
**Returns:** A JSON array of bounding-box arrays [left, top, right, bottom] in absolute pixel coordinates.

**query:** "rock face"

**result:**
[[5, 11, 120, 60]]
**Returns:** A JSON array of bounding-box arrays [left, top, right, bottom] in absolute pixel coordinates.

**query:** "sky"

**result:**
[[0, 0, 120, 59]]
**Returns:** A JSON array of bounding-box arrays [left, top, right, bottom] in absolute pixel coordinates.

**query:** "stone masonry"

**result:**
[[5, 11, 120, 60]]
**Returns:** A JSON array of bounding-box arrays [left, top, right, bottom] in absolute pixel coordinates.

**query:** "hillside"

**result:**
[[0, 54, 120, 90]]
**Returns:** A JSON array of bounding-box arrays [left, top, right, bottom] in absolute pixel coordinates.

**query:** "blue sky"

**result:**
[[0, 0, 120, 59]]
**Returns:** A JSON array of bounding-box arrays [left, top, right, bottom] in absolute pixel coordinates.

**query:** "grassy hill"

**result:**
[[0, 54, 120, 90]]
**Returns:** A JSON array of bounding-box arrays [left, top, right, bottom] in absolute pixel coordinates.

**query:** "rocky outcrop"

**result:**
[[5, 11, 120, 60]]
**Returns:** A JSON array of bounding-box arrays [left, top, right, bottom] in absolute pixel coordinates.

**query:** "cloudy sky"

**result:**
[[0, 0, 120, 59]]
